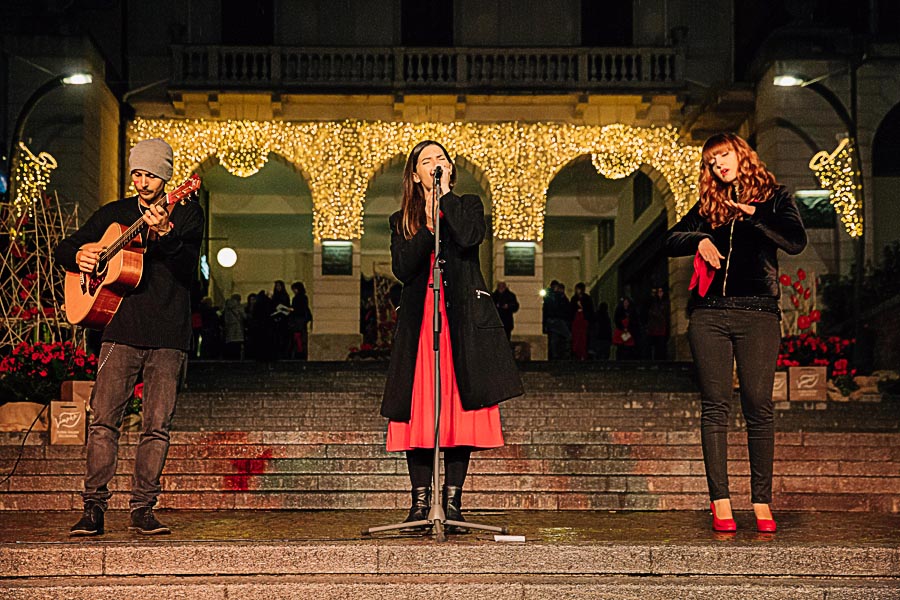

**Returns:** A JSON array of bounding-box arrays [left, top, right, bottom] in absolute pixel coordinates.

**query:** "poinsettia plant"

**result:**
[[780, 268, 821, 335], [0, 341, 97, 405], [776, 333, 854, 374], [777, 332, 858, 395]]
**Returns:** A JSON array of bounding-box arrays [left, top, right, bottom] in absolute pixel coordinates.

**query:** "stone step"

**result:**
[[171, 390, 900, 432], [2, 431, 897, 512], [178, 361, 699, 393], [4, 574, 900, 600], [3, 510, 898, 598], [3, 511, 900, 579]]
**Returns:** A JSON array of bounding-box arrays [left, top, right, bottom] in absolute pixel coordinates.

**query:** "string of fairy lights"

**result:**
[[129, 118, 702, 241], [808, 137, 863, 238], [129, 118, 864, 241], [9, 142, 58, 219]]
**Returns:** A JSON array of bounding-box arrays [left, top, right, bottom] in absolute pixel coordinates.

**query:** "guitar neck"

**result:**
[[99, 194, 170, 262]]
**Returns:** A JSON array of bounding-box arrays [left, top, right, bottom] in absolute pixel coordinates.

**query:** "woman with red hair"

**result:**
[[666, 133, 807, 533]]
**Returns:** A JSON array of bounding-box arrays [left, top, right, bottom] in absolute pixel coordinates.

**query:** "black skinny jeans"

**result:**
[[688, 308, 781, 504]]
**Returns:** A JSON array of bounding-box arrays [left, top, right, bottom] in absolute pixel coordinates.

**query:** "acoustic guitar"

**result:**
[[63, 174, 201, 328]]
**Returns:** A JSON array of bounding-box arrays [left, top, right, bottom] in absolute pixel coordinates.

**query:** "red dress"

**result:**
[[386, 253, 504, 452]]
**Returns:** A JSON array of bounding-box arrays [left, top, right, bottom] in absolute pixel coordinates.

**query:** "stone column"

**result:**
[[668, 256, 693, 360], [309, 240, 362, 360], [493, 239, 546, 360]]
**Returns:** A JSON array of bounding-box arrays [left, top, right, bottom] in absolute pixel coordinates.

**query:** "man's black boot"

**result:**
[[69, 503, 104, 536], [128, 507, 171, 535]]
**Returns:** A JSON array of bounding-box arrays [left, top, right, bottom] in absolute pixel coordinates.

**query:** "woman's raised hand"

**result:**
[[698, 238, 724, 269]]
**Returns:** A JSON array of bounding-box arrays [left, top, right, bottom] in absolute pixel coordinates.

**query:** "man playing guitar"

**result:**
[[54, 138, 204, 536]]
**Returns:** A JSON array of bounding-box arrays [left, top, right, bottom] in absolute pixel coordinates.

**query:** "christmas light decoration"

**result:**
[[10, 142, 58, 219], [808, 137, 862, 238], [129, 119, 702, 241]]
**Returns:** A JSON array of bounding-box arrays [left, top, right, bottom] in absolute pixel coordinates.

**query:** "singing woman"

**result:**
[[381, 140, 523, 530], [666, 133, 807, 532]]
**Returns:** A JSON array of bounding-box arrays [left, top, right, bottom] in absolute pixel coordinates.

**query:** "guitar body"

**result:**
[[64, 223, 145, 329]]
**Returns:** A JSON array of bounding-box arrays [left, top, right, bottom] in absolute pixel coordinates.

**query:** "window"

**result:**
[[222, 0, 274, 45], [633, 171, 653, 221], [598, 219, 615, 258], [401, 0, 453, 46], [582, 0, 633, 46]]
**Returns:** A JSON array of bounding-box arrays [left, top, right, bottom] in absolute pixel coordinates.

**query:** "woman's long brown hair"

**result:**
[[398, 140, 457, 239], [699, 133, 777, 228]]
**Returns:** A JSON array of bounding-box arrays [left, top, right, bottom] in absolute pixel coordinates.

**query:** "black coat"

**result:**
[[381, 192, 524, 422], [665, 185, 807, 298]]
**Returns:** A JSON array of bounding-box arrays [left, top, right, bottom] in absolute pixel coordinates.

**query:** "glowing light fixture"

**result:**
[[62, 73, 93, 85], [216, 247, 238, 268], [773, 75, 805, 87]]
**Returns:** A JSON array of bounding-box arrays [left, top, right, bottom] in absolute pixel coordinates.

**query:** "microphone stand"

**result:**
[[364, 168, 508, 542]]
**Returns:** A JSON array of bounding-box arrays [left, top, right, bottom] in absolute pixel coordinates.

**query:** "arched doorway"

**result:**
[[202, 154, 314, 306], [871, 102, 900, 256], [546, 157, 675, 358]]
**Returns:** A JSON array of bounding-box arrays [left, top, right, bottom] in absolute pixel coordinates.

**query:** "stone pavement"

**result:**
[[1, 510, 898, 598]]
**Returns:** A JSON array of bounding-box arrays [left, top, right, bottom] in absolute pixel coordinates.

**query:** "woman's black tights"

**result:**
[[406, 447, 471, 488]]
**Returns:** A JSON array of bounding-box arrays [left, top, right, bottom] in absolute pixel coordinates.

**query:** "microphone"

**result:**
[[434, 166, 443, 181]]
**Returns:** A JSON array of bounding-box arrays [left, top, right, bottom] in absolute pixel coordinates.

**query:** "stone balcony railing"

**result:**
[[171, 45, 684, 92]]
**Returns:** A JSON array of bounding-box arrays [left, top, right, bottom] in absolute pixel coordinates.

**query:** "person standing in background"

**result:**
[[222, 294, 245, 360], [289, 281, 312, 360], [492, 281, 520, 341], [569, 282, 594, 360]]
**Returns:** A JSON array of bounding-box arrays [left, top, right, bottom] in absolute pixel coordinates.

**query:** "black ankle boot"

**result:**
[[404, 486, 431, 523], [128, 507, 171, 535], [70, 503, 104, 536], [442, 485, 468, 533]]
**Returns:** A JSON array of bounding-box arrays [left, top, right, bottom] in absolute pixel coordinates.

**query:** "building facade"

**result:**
[[3, 0, 898, 358]]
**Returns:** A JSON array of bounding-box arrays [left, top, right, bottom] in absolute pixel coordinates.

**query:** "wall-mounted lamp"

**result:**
[[216, 247, 238, 268]]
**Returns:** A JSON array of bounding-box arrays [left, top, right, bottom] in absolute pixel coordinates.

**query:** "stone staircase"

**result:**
[[1, 361, 898, 513]]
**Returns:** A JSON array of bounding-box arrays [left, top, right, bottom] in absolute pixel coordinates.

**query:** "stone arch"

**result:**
[[870, 102, 900, 253]]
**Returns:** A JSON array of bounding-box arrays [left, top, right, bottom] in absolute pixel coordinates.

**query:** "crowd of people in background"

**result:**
[[185, 276, 669, 362], [543, 280, 671, 361], [190, 280, 312, 361]]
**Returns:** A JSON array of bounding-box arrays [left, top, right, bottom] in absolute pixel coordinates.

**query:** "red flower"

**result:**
[[810, 309, 821, 322], [797, 268, 806, 281], [797, 315, 811, 329], [793, 281, 803, 292], [803, 289, 811, 299], [779, 274, 792, 286], [133, 383, 144, 399], [791, 296, 800, 307]]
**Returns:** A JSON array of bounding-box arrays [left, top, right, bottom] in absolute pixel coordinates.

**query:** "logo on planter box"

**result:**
[[797, 372, 822, 389], [54, 411, 82, 431]]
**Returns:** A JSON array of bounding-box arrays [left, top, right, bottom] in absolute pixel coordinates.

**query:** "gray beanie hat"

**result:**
[[129, 138, 173, 181]]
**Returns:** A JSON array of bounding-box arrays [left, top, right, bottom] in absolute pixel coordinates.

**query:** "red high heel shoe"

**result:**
[[710, 502, 736, 532], [756, 512, 777, 533]]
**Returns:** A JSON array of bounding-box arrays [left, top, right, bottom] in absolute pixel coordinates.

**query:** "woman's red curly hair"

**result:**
[[699, 133, 778, 228]]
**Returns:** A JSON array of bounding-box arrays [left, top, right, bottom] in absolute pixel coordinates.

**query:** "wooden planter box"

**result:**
[[789, 366, 828, 401], [50, 381, 93, 445], [773, 371, 788, 401]]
